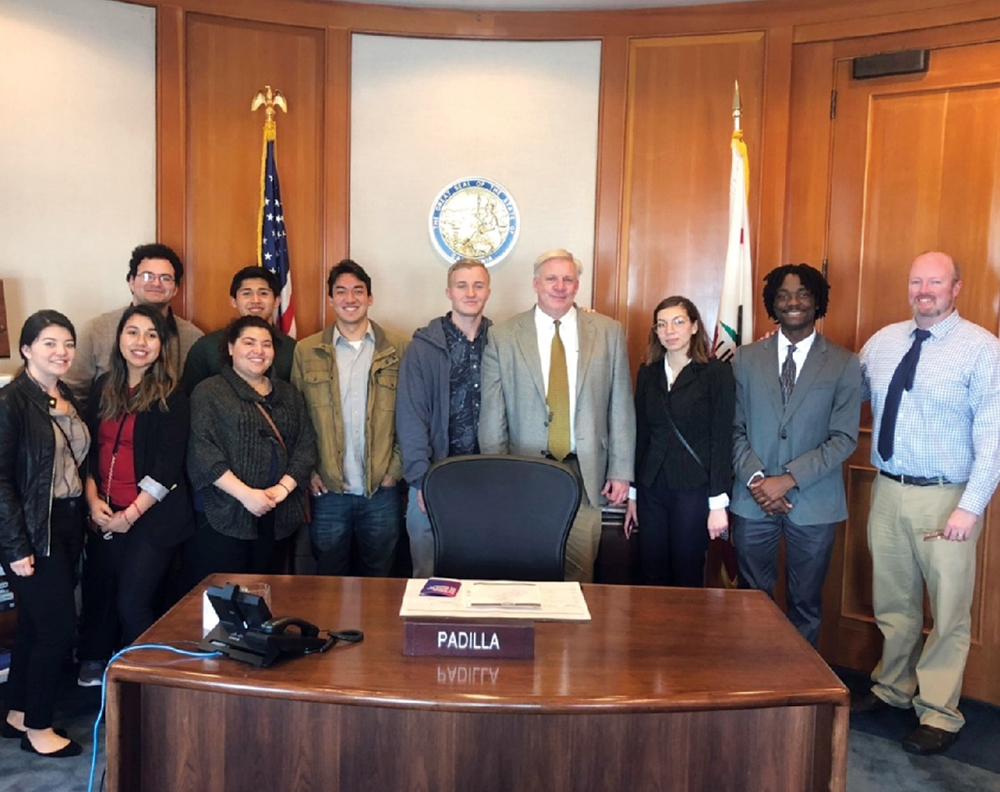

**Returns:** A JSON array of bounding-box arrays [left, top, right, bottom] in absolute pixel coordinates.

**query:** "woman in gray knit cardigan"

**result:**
[[184, 316, 316, 588]]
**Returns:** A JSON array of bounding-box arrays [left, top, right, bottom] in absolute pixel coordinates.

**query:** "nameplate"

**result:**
[[403, 621, 534, 659]]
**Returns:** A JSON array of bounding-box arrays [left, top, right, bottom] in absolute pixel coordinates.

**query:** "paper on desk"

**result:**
[[469, 582, 542, 609], [399, 578, 591, 621]]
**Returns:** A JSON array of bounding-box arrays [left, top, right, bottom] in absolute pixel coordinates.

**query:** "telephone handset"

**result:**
[[258, 616, 321, 636]]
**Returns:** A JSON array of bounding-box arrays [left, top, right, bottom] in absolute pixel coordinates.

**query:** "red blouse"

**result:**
[[97, 413, 138, 508]]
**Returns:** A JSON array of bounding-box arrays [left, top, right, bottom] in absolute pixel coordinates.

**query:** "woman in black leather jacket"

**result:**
[[0, 310, 89, 757]]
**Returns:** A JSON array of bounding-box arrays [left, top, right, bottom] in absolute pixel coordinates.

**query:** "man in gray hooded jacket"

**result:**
[[396, 259, 492, 577]]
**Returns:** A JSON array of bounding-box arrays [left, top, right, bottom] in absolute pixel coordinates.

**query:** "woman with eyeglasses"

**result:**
[[0, 311, 89, 757], [624, 296, 735, 587], [75, 305, 194, 687], [184, 316, 315, 586]]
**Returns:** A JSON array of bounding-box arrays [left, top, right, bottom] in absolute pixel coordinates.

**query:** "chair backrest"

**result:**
[[423, 455, 581, 581]]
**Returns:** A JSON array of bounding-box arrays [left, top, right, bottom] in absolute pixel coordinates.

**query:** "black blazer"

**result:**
[[86, 377, 194, 548], [634, 358, 735, 498]]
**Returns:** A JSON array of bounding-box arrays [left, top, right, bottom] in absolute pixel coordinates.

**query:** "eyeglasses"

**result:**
[[654, 318, 689, 330], [136, 272, 176, 285]]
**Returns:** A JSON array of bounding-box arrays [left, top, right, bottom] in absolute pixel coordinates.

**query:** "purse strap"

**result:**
[[664, 408, 705, 472], [255, 402, 287, 451]]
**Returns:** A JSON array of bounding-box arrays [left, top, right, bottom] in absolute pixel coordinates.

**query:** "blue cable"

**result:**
[[87, 643, 221, 792]]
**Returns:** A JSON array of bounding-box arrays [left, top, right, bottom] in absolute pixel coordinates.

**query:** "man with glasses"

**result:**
[[65, 243, 203, 407], [731, 263, 861, 647]]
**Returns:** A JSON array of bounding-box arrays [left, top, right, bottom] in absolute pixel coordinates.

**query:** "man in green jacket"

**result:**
[[181, 266, 296, 393], [292, 260, 407, 576]]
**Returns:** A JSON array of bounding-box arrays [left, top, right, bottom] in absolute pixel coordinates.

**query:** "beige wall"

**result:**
[[0, 0, 156, 376], [350, 34, 601, 333]]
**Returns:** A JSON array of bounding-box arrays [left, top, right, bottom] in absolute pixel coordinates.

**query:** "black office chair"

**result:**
[[423, 455, 581, 581]]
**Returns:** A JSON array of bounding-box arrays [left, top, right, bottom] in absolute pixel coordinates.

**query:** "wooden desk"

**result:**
[[106, 575, 847, 792]]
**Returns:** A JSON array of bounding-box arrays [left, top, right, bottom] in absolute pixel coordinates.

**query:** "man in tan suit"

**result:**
[[479, 248, 635, 582]]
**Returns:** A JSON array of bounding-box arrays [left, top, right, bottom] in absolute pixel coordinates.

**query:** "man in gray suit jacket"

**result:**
[[731, 263, 861, 647], [479, 248, 635, 582]]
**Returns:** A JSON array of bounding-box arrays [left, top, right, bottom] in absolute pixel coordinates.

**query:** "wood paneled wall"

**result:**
[[619, 33, 764, 368], [136, 0, 1000, 705]]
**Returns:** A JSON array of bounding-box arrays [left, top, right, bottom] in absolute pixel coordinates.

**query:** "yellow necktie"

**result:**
[[547, 319, 571, 461]]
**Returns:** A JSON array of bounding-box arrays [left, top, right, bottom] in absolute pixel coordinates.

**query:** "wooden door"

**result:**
[[820, 39, 1000, 706]]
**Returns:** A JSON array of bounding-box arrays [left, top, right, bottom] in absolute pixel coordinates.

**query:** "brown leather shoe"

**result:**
[[850, 689, 892, 714], [902, 725, 959, 755]]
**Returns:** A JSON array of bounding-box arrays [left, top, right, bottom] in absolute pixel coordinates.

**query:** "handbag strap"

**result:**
[[664, 408, 705, 472], [255, 402, 287, 451]]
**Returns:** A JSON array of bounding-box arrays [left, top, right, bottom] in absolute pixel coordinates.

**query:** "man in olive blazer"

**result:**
[[479, 249, 635, 583], [731, 263, 861, 647]]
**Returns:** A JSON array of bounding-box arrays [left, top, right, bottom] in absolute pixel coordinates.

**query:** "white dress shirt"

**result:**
[[535, 305, 579, 453], [776, 329, 815, 382]]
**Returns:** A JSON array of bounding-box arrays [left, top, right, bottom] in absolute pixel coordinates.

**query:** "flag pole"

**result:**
[[252, 86, 287, 270], [252, 85, 297, 338], [732, 80, 743, 343], [712, 79, 753, 361]]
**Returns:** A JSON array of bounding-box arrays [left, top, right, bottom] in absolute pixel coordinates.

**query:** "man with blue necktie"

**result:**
[[853, 251, 1000, 756]]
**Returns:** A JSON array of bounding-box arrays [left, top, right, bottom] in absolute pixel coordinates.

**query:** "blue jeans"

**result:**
[[310, 486, 401, 576], [405, 486, 435, 578]]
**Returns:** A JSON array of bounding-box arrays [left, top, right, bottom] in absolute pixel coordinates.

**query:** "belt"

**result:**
[[878, 470, 960, 487]]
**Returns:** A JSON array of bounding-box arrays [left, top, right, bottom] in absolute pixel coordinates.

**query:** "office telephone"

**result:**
[[199, 583, 363, 667]]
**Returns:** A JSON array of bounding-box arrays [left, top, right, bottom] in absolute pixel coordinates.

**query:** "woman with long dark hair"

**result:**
[[0, 310, 89, 757], [624, 296, 735, 587], [76, 304, 193, 686], [184, 316, 315, 585]]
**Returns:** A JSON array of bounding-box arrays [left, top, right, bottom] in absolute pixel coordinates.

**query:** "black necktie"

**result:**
[[780, 344, 797, 405], [877, 328, 931, 462]]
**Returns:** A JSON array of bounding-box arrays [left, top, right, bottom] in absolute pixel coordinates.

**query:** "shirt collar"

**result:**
[[443, 311, 486, 343], [333, 321, 374, 347], [909, 308, 960, 339], [777, 328, 815, 356], [534, 304, 577, 330]]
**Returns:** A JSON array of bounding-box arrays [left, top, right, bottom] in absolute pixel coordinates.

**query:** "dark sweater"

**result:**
[[188, 366, 316, 540]]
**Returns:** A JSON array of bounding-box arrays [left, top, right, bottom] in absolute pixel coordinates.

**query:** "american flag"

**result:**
[[258, 132, 296, 337]]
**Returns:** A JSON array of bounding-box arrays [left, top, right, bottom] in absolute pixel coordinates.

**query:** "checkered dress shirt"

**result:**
[[860, 310, 1000, 515]]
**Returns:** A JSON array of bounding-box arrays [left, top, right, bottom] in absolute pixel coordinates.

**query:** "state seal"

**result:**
[[429, 178, 520, 267]]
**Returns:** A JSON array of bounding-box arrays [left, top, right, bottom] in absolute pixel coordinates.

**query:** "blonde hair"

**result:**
[[447, 258, 490, 287], [532, 248, 583, 277]]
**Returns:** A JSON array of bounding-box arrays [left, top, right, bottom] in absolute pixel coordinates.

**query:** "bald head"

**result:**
[[908, 251, 961, 329]]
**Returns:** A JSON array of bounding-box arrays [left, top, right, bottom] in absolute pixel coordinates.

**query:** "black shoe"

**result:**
[[19, 735, 83, 758], [1, 722, 67, 739], [902, 725, 959, 755], [850, 689, 892, 714]]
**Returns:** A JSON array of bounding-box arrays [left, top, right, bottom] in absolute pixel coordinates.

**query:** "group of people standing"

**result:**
[[0, 247, 315, 758], [0, 244, 995, 760]]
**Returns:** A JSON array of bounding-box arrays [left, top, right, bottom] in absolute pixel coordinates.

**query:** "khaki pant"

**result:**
[[558, 457, 602, 584], [867, 475, 982, 732]]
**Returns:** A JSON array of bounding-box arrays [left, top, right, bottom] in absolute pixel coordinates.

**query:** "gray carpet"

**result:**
[[1, 720, 103, 792], [849, 730, 1000, 792]]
